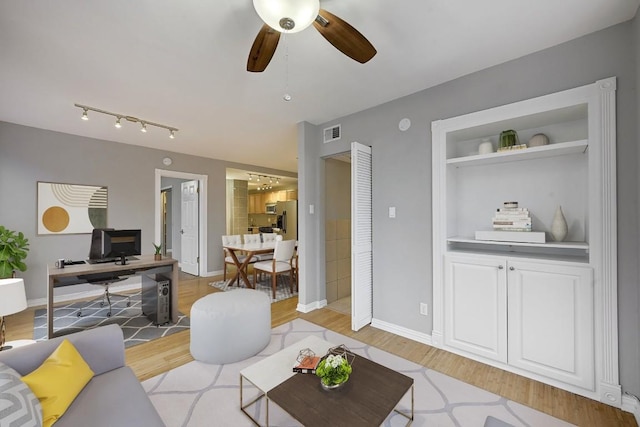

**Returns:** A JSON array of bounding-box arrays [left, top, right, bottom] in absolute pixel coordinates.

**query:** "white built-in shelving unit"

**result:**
[[431, 78, 620, 406]]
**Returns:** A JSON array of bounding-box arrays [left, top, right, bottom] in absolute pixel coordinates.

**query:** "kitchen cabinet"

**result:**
[[445, 254, 594, 389], [432, 78, 619, 404], [250, 190, 297, 213], [249, 193, 264, 214]]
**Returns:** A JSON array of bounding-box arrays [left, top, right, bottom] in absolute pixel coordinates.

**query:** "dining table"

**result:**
[[222, 241, 277, 289]]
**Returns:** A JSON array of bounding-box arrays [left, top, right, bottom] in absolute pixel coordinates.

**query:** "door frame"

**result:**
[[154, 169, 208, 276]]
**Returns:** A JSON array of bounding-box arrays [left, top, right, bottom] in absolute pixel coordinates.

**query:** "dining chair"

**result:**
[[244, 234, 273, 262], [222, 235, 255, 285], [261, 233, 278, 242], [253, 239, 296, 299]]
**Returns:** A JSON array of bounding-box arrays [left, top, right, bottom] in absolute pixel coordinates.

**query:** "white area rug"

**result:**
[[209, 275, 297, 302], [142, 319, 574, 427]]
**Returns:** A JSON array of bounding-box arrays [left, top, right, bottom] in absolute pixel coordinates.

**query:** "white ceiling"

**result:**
[[1, 1, 637, 175]]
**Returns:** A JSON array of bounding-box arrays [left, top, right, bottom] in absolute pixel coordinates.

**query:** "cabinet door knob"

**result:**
[[509, 266, 515, 271], [498, 265, 504, 269]]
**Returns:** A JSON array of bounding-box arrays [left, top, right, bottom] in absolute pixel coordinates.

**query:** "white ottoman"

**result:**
[[190, 289, 271, 364]]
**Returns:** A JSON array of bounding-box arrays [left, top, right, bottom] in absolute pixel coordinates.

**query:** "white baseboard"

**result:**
[[622, 393, 640, 422], [370, 318, 433, 346], [297, 299, 327, 313]]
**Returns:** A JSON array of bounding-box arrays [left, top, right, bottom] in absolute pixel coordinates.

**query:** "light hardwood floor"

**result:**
[[4, 274, 636, 427]]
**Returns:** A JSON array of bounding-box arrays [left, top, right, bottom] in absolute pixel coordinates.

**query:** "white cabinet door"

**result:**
[[444, 255, 507, 363], [507, 260, 594, 389]]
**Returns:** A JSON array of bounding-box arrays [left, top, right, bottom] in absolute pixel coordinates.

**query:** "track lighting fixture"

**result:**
[[74, 103, 178, 139], [247, 174, 282, 187]]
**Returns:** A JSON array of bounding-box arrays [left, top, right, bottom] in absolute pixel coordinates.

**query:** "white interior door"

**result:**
[[351, 142, 372, 331], [180, 180, 199, 275]]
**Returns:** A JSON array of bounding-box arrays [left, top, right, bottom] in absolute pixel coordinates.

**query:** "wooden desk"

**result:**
[[222, 242, 276, 289], [46, 255, 179, 339]]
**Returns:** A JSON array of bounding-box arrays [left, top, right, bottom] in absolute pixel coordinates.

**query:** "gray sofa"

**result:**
[[0, 324, 164, 427]]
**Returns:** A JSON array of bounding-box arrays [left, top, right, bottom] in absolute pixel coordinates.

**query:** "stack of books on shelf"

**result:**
[[475, 202, 546, 243], [492, 204, 531, 231]]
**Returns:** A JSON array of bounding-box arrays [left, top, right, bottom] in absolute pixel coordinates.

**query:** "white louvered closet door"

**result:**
[[351, 142, 372, 331]]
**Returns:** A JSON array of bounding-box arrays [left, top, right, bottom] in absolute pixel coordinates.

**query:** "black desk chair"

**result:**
[[76, 274, 130, 317]]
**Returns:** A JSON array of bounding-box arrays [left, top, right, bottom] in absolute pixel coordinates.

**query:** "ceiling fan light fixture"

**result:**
[[253, 0, 319, 33]]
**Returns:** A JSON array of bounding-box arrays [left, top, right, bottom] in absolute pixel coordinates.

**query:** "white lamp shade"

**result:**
[[253, 0, 320, 33], [0, 278, 27, 316]]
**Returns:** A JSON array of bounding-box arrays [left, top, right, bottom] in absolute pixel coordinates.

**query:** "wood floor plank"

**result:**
[[4, 276, 637, 426]]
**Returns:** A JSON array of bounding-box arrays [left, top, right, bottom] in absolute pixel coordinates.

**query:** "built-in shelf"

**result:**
[[447, 139, 588, 167], [447, 236, 588, 250]]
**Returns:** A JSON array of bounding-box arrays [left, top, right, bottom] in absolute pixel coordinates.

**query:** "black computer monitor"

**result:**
[[89, 228, 141, 265], [103, 229, 141, 265]]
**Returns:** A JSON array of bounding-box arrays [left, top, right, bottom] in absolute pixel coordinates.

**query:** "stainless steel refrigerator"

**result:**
[[276, 200, 298, 241]]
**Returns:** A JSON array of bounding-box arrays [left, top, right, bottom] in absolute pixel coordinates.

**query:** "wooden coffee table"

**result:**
[[240, 336, 414, 426]]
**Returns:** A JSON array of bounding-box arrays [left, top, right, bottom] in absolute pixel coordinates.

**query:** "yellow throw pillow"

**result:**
[[22, 339, 94, 427]]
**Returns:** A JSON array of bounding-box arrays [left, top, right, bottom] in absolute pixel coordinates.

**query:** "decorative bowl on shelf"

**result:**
[[528, 133, 549, 147]]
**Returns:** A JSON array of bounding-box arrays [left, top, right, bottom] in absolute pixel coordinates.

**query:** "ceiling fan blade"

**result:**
[[312, 9, 376, 64], [247, 24, 281, 72]]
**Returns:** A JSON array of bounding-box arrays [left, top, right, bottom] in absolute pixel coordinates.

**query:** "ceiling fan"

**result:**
[[247, 0, 377, 72]]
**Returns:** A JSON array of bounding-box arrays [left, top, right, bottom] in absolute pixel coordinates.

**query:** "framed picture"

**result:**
[[37, 182, 108, 235]]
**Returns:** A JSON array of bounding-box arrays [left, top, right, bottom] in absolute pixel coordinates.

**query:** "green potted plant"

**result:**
[[153, 242, 162, 261], [0, 226, 30, 278], [315, 353, 352, 390]]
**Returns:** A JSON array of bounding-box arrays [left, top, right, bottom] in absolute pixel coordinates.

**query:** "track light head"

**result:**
[[140, 122, 147, 133], [169, 129, 175, 139], [81, 108, 89, 120], [115, 117, 122, 128]]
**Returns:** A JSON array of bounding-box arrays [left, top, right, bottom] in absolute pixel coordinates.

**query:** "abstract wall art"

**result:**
[[37, 182, 108, 235]]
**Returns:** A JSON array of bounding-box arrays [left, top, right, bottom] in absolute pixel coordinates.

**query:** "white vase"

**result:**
[[551, 206, 568, 242]]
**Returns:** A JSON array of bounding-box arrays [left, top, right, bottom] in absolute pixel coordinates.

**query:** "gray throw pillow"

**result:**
[[0, 361, 43, 427]]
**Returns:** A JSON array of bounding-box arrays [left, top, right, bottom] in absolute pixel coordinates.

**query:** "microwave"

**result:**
[[265, 203, 277, 214]]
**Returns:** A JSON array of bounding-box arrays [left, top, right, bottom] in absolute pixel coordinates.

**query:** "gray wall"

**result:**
[[0, 122, 296, 301], [299, 19, 640, 396]]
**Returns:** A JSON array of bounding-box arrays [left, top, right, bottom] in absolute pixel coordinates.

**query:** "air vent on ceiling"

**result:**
[[323, 124, 341, 143]]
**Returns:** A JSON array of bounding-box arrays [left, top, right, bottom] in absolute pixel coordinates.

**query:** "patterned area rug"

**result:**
[[33, 292, 190, 348], [209, 275, 297, 302], [142, 319, 574, 427]]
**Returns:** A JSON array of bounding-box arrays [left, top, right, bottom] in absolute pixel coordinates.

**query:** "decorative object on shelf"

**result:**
[[0, 278, 28, 350], [0, 226, 29, 279], [478, 138, 493, 155], [153, 243, 162, 260], [550, 205, 568, 242], [316, 344, 354, 390], [528, 133, 549, 147], [499, 129, 519, 149], [491, 202, 532, 232]]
